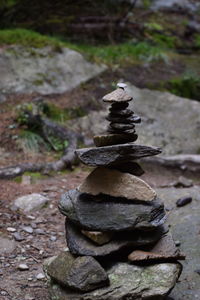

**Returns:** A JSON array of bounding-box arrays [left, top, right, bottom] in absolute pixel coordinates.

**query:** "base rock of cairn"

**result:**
[[44, 83, 185, 300]]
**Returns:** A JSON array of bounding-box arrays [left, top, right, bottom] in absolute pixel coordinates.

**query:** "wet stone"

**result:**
[[76, 143, 162, 166], [65, 220, 167, 257], [59, 189, 165, 232], [93, 133, 138, 147], [109, 108, 133, 117], [46, 251, 109, 292]]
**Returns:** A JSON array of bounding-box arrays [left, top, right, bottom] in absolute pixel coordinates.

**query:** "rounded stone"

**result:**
[[109, 123, 135, 130]]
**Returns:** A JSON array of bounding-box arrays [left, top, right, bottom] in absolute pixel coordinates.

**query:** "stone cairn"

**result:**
[[45, 84, 185, 300]]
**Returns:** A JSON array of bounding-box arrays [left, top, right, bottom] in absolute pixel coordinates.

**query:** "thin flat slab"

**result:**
[[75, 143, 162, 166], [103, 88, 132, 103], [79, 168, 156, 201], [46, 261, 182, 300], [65, 220, 167, 257], [93, 133, 138, 147], [59, 189, 166, 232], [128, 231, 185, 263]]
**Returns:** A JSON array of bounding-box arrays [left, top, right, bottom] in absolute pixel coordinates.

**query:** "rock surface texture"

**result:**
[[0, 46, 106, 97], [45, 83, 184, 299]]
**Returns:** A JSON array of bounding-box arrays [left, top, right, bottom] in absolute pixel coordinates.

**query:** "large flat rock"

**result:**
[[0, 46, 106, 97], [46, 262, 181, 300], [79, 167, 156, 201], [59, 189, 166, 232], [156, 186, 200, 299], [70, 84, 200, 155], [65, 220, 166, 257], [76, 143, 161, 166]]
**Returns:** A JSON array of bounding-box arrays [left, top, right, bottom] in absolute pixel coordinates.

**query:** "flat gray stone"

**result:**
[[14, 193, 49, 212], [76, 143, 162, 166], [59, 189, 166, 231], [47, 262, 181, 300], [65, 220, 167, 257], [46, 251, 108, 292]]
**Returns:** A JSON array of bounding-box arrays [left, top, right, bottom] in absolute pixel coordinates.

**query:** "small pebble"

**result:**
[[50, 236, 57, 242], [18, 263, 29, 271], [7, 227, 16, 232], [21, 226, 33, 234], [36, 273, 45, 280], [176, 196, 192, 207], [35, 228, 45, 235], [1, 291, 7, 296], [13, 232, 24, 242], [27, 215, 35, 220], [175, 240, 181, 247]]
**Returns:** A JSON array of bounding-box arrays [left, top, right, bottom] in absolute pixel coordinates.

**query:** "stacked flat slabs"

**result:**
[[45, 84, 185, 300]]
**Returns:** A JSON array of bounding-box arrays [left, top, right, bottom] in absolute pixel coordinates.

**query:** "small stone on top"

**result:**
[[103, 84, 132, 103], [117, 83, 127, 89]]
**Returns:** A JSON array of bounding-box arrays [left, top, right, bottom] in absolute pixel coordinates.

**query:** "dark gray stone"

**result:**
[[59, 189, 166, 232], [176, 197, 192, 207], [46, 251, 109, 292], [109, 162, 145, 176], [46, 261, 182, 300], [109, 123, 135, 130], [75, 143, 162, 166], [109, 108, 133, 117], [93, 133, 138, 147], [106, 115, 141, 124], [65, 220, 167, 257]]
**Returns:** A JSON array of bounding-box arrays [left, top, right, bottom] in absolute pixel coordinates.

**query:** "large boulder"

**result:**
[[59, 189, 166, 232], [0, 46, 106, 97], [70, 84, 200, 155], [46, 262, 182, 300]]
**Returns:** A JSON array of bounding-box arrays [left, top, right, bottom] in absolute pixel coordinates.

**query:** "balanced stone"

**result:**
[[106, 115, 141, 124], [103, 88, 132, 103], [128, 231, 185, 263], [79, 168, 156, 201], [75, 143, 162, 166], [81, 230, 113, 245], [109, 162, 144, 176], [109, 123, 135, 130], [93, 133, 138, 147], [46, 262, 182, 300], [108, 127, 136, 134], [46, 251, 109, 292], [59, 189, 166, 231], [108, 108, 133, 117], [109, 102, 129, 110], [65, 220, 167, 257]]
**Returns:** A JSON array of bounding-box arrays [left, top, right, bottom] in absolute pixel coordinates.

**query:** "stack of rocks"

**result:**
[[45, 84, 185, 300]]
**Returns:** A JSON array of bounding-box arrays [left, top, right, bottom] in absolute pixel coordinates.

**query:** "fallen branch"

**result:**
[[0, 112, 82, 179], [141, 154, 200, 173]]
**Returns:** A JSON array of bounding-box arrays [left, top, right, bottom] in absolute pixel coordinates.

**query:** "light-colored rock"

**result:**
[[69, 84, 200, 155], [47, 262, 181, 300], [79, 167, 156, 201], [81, 230, 113, 245], [18, 264, 29, 271], [0, 46, 106, 97], [14, 193, 49, 212], [0, 235, 16, 254]]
